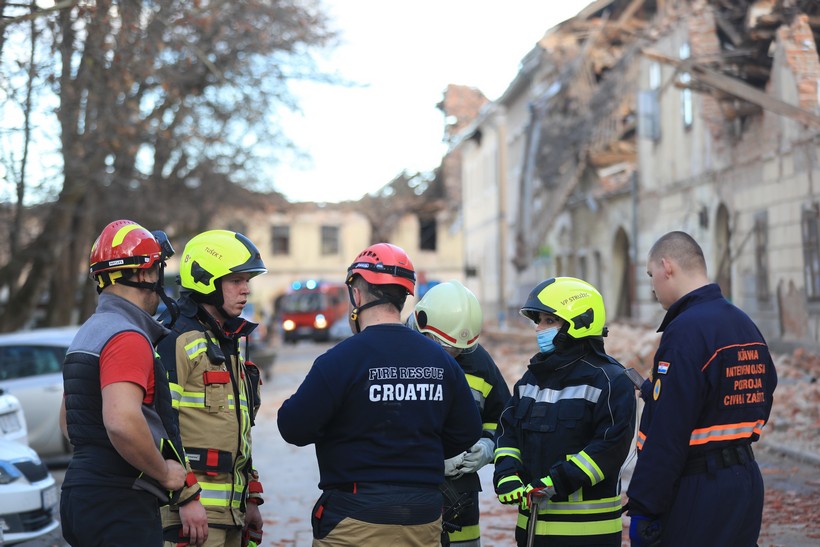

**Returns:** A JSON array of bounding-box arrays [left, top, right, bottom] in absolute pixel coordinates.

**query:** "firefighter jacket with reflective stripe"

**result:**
[[448, 343, 512, 494], [157, 296, 262, 528], [63, 292, 188, 505], [493, 339, 636, 540], [627, 284, 777, 516]]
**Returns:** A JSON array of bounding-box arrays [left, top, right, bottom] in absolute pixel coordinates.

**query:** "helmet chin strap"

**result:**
[[117, 266, 180, 328], [347, 285, 385, 333]]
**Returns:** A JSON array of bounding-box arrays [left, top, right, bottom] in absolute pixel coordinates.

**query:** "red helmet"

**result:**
[[346, 243, 416, 295], [89, 220, 164, 277]]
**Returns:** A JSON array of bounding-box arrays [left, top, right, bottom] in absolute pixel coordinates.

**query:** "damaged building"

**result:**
[[453, 0, 820, 351]]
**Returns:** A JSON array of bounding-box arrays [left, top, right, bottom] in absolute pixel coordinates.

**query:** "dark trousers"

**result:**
[[662, 459, 764, 547], [61, 485, 163, 547]]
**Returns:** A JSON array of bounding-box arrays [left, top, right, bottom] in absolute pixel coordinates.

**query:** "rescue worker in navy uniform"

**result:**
[[494, 277, 636, 546], [626, 231, 778, 547], [409, 280, 512, 546], [60, 220, 195, 546], [277, 243, 482, 546], [157, 230, 267, 547]]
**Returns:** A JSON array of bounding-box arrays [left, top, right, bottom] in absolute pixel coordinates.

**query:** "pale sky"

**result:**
[[273, 0, 594, 203]]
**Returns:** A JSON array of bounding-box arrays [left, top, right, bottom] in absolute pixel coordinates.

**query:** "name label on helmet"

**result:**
[[109, 259, 125, 266], [205, 246, 223, 260], [561, 292, 590, 306]]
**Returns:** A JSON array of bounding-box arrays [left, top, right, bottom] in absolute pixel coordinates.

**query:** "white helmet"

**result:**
[[413, 281, 482, 351]]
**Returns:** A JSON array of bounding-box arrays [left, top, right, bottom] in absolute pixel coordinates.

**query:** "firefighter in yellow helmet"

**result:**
[[410, 280, 512, 547], [157, 230, 267, 547], [493, 277, 636, 547]]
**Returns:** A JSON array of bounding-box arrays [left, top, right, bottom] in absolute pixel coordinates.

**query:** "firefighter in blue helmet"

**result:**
[[494, 277, 636, 546], [410, 280, 512, 546], [626, 231, 777, 547]]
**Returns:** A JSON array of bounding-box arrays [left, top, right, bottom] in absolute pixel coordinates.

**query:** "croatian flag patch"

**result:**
[[657, 361, 670, 374]]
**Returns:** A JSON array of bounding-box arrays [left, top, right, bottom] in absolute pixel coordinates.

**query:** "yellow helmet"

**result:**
[[519, 277, 606, 339], [414, 281, 482, 350], [179, 230, 267, 295]]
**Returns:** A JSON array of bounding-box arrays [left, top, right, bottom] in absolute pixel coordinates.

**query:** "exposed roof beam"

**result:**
[[643, 49, 820, 128]]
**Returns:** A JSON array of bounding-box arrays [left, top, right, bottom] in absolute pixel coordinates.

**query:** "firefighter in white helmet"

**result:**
[[411, 280, 512, 547]]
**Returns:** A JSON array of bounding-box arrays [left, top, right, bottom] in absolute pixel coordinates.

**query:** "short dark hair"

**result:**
[[351, 274, 407, 312], [649, 231, 707, 274]]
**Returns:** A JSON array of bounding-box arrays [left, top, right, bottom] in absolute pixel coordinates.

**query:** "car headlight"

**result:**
[[0, 461, 22, 485]]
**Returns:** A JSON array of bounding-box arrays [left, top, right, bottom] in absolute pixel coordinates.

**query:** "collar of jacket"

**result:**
[[657, 283, 723, 333], [97, 292, 170, 345], [176, 292, 258, 341], [527, 341, 589, 378]]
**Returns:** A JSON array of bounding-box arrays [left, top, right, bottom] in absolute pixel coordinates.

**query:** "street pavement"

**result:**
[[20, 339, 820, 546]]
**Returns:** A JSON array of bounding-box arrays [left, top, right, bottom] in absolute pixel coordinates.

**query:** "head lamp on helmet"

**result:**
[[414, 281, 482, 351], [519, 277, 607, 340]]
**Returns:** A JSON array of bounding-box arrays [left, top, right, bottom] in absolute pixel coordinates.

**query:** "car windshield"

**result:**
[[0, 345, 66, 380], [281, 293, 327, 313]]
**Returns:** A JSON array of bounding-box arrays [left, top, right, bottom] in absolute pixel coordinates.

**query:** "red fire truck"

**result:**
[[279, 280, 348, 343]]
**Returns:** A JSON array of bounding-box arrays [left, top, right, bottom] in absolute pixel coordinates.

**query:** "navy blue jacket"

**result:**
[[627, 284, 778, 515], [277, 323, 482, 489]]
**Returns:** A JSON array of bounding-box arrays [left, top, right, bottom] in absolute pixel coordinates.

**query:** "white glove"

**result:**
[[458, 438, 494, 474], [444, 452, 466, 479]]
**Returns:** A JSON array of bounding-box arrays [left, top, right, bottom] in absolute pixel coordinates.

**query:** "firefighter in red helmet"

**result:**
[[60, 220, 196, 547], [279, 242, 482, 545]]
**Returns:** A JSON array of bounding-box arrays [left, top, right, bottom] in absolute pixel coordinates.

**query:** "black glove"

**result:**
[[629, 514, 661, 547]]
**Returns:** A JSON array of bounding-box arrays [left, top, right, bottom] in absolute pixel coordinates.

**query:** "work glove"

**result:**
[[629, 515, 662, 547], [522, 476, 556, 511], [444, 452, 465, 479], [495, 474, 525, 505], [458, 438, 494, 474]]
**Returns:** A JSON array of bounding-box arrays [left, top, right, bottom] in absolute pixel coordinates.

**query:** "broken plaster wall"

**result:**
[[636, 7, 820, 349]]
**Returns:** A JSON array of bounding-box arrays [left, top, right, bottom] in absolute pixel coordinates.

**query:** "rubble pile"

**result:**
[[483, 321, 820, 459]]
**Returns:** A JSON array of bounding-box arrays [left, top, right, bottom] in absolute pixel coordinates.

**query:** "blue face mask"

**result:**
[[537, 327, 559, 354]]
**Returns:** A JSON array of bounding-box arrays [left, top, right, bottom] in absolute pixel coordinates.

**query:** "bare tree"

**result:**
[[0, 0, 336, 330]]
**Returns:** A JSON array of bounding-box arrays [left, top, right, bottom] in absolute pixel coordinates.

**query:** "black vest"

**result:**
[[62, 292, 184, 503]]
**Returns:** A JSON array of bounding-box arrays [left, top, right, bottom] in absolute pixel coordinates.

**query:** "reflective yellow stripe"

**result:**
[[482, 422, 498, 434], [169, 383, 183, 409], [184, 337, 209, 360], [178, 391, 206, 408], [516, 513, 622, 536], [569, 450, 604, 485], [516, 496, 622, 536], [495, 446, 521, 463], [447, 524, 480, 543], [198, 482, 232, 507], [465, 374, 492, 398], [198, 481, 244, 508], [538, 496, 621, 514]]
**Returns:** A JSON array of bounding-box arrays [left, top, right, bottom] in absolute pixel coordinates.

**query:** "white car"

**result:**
[[0, 390, 27, 446], [0, 327, 79, 460], [0, 438, 60, 544]]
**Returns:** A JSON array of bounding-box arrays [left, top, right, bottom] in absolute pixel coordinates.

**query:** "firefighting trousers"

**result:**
[[61, 485, 163, 546], [661, 457, 764, 546], [311, 482, 442, 545]]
